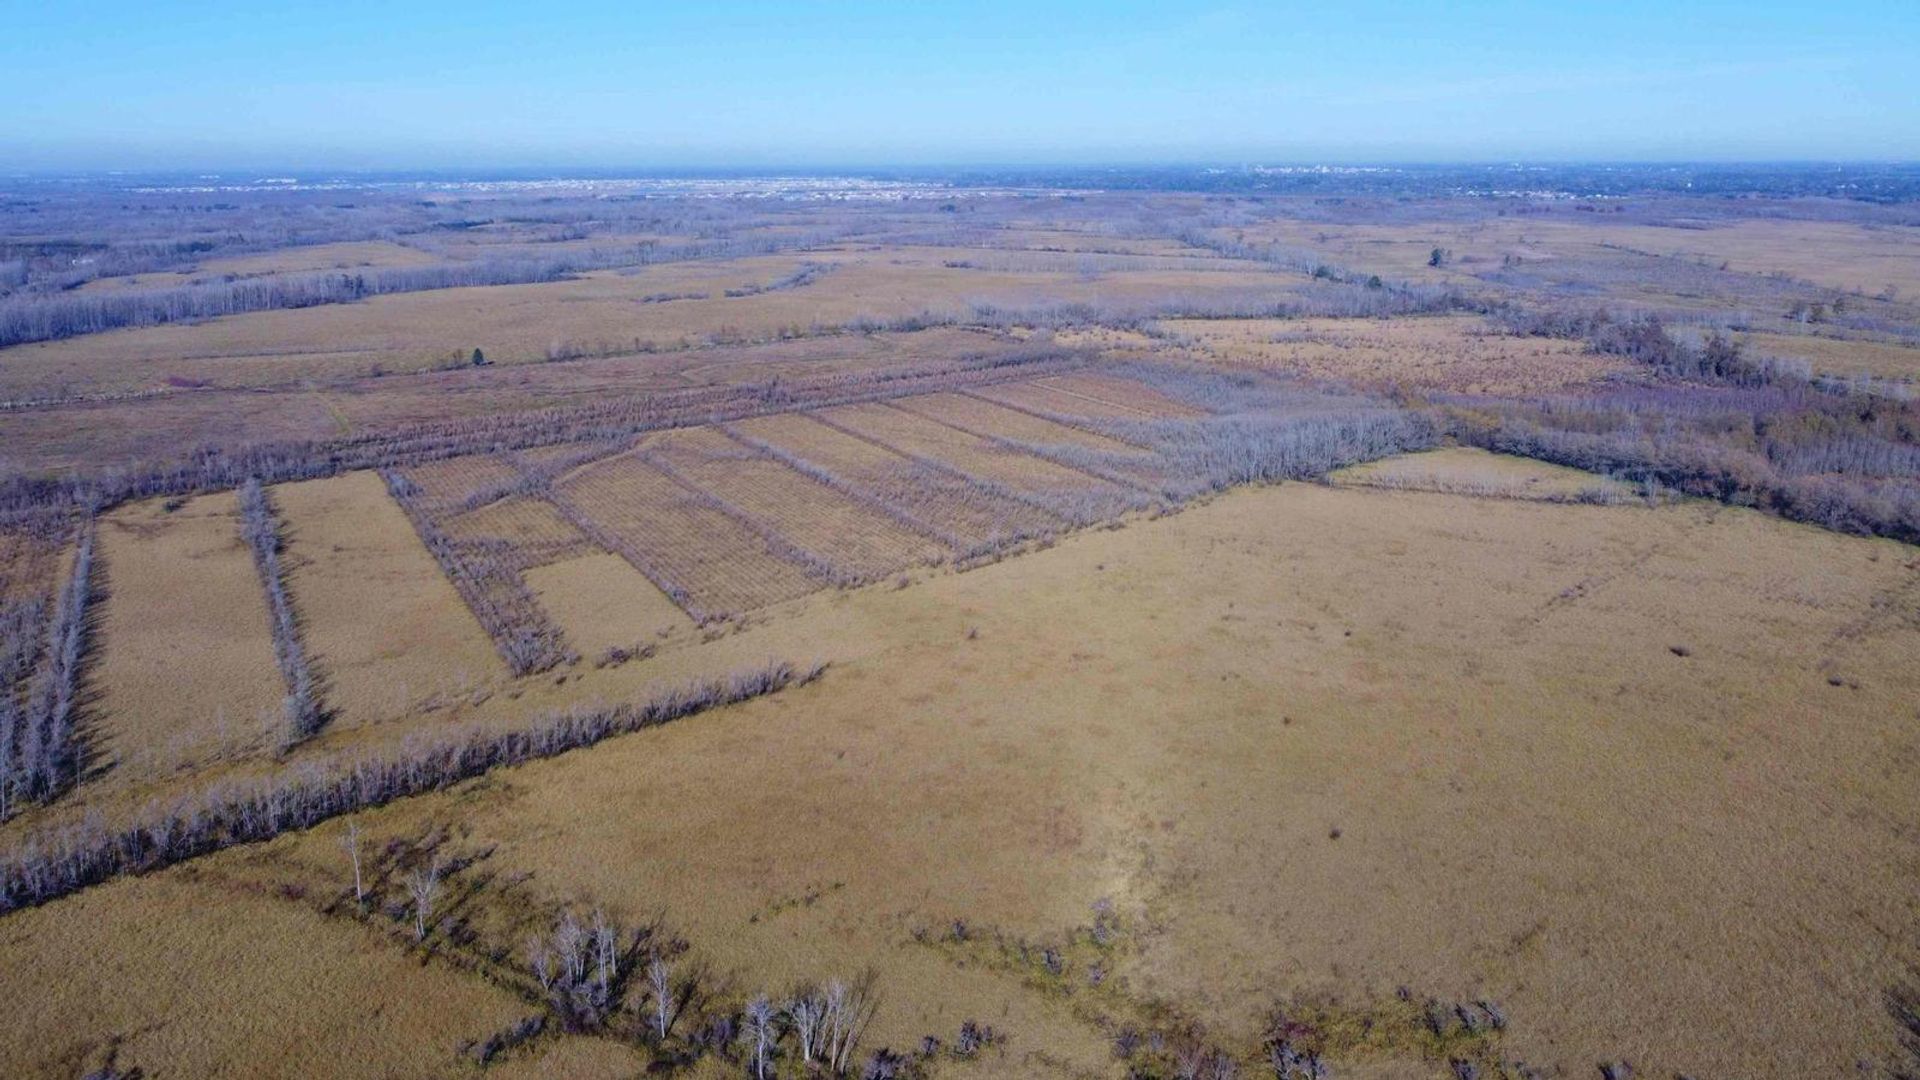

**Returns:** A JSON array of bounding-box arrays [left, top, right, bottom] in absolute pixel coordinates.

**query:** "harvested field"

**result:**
[[92, 493, 285, 777], [1738, 329, 1920, 382], [0, 252, 1293, 399], [398, 454, 525, 513], [523, 552, 692, 657], [1035, 371, 1209, 417], [557, 453, 821, 619], [276, 472, 501, 723], [6, 179, 1920, 1080], [891, 390, 1139, 455]]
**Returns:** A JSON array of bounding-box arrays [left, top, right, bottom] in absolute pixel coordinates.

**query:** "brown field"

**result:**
[[524, 551, 693, 656], [78, 240, 444, 293], [1332, 447, 1641, 501], [442, 496, 594, 570], [811, 401, 1132, 505], [92, 492, 285, 777], [0, 326, 1014, 478], [0, 250, 1290, 400], [892, 390, 1141, 455], [1738, 329, 1920, 382], [558, 451, 822, 618], [0, 872, 529, 1079], [731, 411, 1067, 550], [5, 189, 1920, 1080], [1166, 314, 1629, 394], [276, 471, 502, 723], [646, 427, 948, 580], [7, 481, 1913, 1077]]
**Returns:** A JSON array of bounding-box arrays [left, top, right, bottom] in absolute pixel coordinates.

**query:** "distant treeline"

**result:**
[[0, 233, 839, 349]]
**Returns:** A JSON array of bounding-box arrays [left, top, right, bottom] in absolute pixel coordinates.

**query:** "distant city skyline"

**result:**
[[3, 1, 1916, 169]]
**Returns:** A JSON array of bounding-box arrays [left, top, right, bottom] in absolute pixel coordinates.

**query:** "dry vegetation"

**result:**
[[2, 175, 1918, 1079]]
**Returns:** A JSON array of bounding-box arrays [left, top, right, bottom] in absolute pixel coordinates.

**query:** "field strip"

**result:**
[[953, 387, 1162, 452], [801, 408, 1076, 526], [279, 472, 504, 723], [93, 493, 285, 778], [882, 396, 1163, 496], [714, 422, 969, 552]]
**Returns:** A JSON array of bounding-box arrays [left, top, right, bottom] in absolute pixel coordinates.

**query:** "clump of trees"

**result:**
[[0, 659, 820, 914], [1478, 307, 1920, 543], [238, 479, 323, 747]]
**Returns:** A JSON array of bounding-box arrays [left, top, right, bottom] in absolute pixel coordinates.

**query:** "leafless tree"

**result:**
[[340, 820, 363, 905], [647, 957, 676, 1039], [745, 994, 779, 1080], [407, 860, 440, 941]]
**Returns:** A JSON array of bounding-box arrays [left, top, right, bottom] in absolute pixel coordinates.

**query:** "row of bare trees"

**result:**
[[0, 229, 851, 349], [0, 344, 1089, 537], [0, 659, 820, 914], [238, 480, 323, 747], [381, 470, 575, 675], [0, 522, 97, 818]]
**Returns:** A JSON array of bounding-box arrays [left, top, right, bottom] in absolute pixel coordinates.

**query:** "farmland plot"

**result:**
[[554, 454, 820, 620], [887, 390, 1180, 490], [276, 472, 501, 723], [645, 427, 949, 581], [811, 402, 1143, 524], [1032, 372, 1207, 417], [93, 493, 285, 776], [726, 412, 1066, 555]]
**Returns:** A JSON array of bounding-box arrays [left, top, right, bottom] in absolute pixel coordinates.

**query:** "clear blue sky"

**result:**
[[2, 1, 1915, 169]]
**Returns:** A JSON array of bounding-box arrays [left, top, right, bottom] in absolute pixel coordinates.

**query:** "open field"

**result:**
[[2, 482, 1915, 1078], [92, 492, 286, 778], [3, 177, 1919, 1080]]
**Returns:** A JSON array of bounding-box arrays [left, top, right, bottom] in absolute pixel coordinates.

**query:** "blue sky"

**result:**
[[2, 1, 1915, 169]]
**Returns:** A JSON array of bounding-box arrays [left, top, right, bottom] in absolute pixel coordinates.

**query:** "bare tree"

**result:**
[[406, 860, 440, 942], [824, 975, 878, 1073], [528, 936, 555, 994], [591, 908, 618, 997], [340, 820, 363, 906], [745, 994, 779, 1080], [789, 987, 825, 1066], [647, 957, 676, 1039]]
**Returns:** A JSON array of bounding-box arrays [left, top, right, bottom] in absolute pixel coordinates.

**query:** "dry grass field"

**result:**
[[1332, 447, 1641, 501], [92, 492, 286, 778], [4, 481, 1914, 1078], [276, 471, 502, 724], [4, 181, 1919, 1080], [1165, 315, 1630, 395]]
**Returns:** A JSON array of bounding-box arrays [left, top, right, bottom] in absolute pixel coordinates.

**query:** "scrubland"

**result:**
[[1, 175, 1917, 1079]]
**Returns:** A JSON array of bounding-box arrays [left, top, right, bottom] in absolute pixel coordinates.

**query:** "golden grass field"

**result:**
[[2, 472, 1915, 1078], [4, 200, 1919, 1080]]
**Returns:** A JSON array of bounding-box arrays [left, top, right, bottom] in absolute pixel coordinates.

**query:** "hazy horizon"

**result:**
[[4, 1, 1916, 170]]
